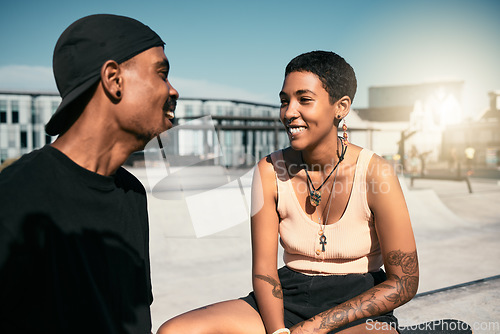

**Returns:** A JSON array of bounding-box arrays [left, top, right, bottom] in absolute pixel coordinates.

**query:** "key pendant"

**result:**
[[309, 190, 321, 207], [319, 235, 327, 252]]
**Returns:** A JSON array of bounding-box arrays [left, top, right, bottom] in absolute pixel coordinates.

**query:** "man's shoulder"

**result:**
[[0, 147, 57, 228], [115, 167, 146, 196], [0, 147, 54, 191]]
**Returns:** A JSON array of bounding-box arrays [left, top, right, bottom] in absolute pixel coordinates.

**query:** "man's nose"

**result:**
[[168, 80, 179, 99]]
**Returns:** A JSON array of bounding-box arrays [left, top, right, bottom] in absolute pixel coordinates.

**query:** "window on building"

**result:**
[[216, 106, 223, 116], [0, 100, 6, 123], [12, 111, 19, 124], [20, 131, 28, 148], [12, 100, 20, 124], [185, 105, 193, 117], [11, 100, 19, 111], [33, 130, 39, 148], [241, 107, 251, 116]]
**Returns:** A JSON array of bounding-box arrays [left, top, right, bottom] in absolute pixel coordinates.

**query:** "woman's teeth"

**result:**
[[289, 127, 305, 134]]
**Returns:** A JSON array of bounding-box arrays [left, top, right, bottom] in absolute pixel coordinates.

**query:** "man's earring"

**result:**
[[116, 91, 121, 98]]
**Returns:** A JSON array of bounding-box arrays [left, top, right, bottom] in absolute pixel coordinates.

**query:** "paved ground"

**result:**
[[396, 177, 500, 333], [396, 277, 500, 333], [126, 166, 500, 333]]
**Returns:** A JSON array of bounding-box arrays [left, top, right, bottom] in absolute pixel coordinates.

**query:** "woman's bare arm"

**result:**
[[251, 156, 287, 333]]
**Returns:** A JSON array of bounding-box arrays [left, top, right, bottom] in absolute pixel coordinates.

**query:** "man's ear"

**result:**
[[100, 60, 122, 101], [334, 96, 352, 123]]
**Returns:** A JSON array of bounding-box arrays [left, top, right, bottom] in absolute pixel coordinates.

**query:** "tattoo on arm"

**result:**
[[314, 249, 418, 332], [384, 249, 419, 304], [318, 288, 382, 330], [254, 274, 283, 299]]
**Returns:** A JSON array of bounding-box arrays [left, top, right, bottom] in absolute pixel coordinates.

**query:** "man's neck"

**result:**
[[51, 126, 141, 176]]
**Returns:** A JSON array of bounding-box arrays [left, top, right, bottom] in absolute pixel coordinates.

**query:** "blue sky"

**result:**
[[1, 0, 499, 116]]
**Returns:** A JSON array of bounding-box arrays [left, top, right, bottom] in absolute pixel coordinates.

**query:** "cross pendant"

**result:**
[[320, 235, 327, 252]]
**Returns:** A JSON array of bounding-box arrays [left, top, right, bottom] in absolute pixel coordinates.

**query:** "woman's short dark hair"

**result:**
[[285, 50, 357, 104]]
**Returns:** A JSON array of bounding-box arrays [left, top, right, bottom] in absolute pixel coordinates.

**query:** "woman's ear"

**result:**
[[100, 60, 122, 101], [334, 96, 352, 123]]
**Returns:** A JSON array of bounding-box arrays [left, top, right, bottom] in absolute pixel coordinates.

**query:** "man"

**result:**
[[0, 14, 178, 334]]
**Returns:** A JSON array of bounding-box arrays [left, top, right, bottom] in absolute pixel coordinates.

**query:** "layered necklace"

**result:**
[[302, 137, 347, 207], [302, 137, 347, 253]]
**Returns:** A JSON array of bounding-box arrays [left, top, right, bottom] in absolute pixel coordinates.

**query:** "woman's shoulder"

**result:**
[[256, 147, 300, 182], [345, 144, 387, 167], [344, 144, 396, 182], [258, 147, 298, 165], [281, 146, 300, 162], [362, 148, 400, 194]]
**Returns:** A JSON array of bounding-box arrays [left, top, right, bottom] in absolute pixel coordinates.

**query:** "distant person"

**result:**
[[0, 14, 178, 334], [418, 150, 432, 177], [158, 51, 418, 333]]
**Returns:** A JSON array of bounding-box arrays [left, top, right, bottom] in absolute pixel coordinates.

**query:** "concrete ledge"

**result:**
[[396, 275, 500, 333]]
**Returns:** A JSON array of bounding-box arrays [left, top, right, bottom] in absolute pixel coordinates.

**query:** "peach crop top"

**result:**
[[271, 149, 383, 275]]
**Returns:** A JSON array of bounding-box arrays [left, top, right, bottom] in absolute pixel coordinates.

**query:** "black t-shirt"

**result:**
[[0, 145, 153, 334]]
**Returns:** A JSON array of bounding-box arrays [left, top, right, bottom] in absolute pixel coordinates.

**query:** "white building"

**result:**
[[1, 82, 466, 170], [0, 91, 60, 163], [167, 98, 286, 167], [0, 92, 286, 167]]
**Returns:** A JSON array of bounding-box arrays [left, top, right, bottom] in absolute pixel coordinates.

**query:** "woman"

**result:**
[[158, 51, 418, 334]]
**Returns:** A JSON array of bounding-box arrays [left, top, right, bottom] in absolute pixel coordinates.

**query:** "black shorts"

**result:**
[[240, 266, 398, 333]]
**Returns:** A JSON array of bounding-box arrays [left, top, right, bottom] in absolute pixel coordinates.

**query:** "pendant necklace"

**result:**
[[318, 165, 339, 252], [302, 137, 347, 207]]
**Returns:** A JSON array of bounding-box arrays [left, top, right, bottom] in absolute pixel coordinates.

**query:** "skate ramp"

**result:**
[[399, 176, 470, 233]]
